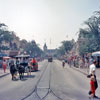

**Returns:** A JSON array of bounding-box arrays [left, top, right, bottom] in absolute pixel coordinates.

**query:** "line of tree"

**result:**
[[24, 40, 43, 57], [56, 10, 100, 57], [56, 39, 75, 56], [0, 23, 43, 57], [0, 23, 13, 51], [78, 10, 100, 55]]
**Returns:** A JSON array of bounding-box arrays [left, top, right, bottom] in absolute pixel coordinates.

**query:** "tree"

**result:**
[[56, 39, 75, 56], [78, 10, 100, 55], [61, 40, 74, 53], [0, 23, 7, 28], [57, 46, 65, 56], [20, 39, 28, 48], [0, 23, 44, 55], [24, 40, 43, 57], [0, 23, 13, 51]]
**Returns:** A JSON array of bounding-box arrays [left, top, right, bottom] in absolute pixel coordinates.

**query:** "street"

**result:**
[[0, 60, 100, 100]]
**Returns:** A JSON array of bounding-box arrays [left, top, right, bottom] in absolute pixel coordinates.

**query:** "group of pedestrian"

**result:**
[[66, 55, 93, 69], [63, 55, 99, 99]]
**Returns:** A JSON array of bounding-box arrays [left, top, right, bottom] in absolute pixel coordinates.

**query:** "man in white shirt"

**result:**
[[89, 61, 96, 75]]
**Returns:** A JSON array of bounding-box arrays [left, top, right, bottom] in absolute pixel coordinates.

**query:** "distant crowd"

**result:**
[[64, 55, 95, 70]]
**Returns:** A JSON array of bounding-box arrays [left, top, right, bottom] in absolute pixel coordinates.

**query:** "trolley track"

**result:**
[[21, 61, 64, 100]]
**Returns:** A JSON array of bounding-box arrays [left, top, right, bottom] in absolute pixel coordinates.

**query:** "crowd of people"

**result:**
[[62, 55, 99, 99], [0, 54, 99, 99], [64, 55, 94, 70]]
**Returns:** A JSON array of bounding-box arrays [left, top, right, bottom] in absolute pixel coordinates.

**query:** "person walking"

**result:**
[[89, 56, 94, 66], [88, 60, 98, 98], [89, 75, 95, 100], [2, 60, 7, 73], [31, 58, 37, 71], [62, 60, 65, 68], [27, 60, 32, 75]]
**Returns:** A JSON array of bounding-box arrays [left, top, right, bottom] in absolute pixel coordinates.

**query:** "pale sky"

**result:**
[[0, 0, 100, 49]]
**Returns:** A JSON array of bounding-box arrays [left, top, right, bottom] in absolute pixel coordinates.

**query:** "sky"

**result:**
[[0, 0, 100, 49]]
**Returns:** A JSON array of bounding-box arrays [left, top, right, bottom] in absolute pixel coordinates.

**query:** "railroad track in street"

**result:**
[[21, 62, 63, 100]]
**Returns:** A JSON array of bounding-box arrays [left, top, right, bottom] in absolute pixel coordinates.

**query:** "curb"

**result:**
[[72, 67, 88, 76], [72, 66, 100, 83], [0, 73, 10, 78]]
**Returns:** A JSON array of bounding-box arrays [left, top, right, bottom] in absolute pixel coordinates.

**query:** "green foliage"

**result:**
[[61, 40, 74, 53], [78, 10, 100, 55], [0, 23, 6, 27], [2, 31, 13, 42], [24, 40, 43, 57], [0, 23, 14, 51], [0, 23, 43, 55], [57, 46, 65, 56], [0, 23, 13, 43], [56, 39, 75, 56]]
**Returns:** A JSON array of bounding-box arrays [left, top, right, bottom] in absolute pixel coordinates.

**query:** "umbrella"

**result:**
[[3, 56, 11, 59]]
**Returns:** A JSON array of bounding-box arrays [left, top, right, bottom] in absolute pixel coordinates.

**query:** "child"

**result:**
[[3, 60, 7, 73], [90, 75, 95, 100]]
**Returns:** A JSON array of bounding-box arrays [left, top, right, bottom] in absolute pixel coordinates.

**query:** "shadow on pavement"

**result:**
[[24, 75, 35, 78], [20, 78, 27, 81]]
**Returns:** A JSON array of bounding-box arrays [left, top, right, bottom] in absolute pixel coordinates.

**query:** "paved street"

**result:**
[[0, 60, 100, 100], [0, 68, 10, 78]]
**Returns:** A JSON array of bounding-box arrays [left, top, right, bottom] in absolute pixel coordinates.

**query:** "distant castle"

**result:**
[[43, 43, 48, 52], [43, 43, 57, 57]]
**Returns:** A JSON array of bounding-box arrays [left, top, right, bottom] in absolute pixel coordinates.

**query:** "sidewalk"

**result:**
[[0, 68, 10, 78], [56, 60, 100, 81], [72, 66, 100, 81]]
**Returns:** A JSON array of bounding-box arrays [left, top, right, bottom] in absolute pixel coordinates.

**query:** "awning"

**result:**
[[15, 54, 30, 58], [3, 56, 11, 59], [92, 51, 100, 56]]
